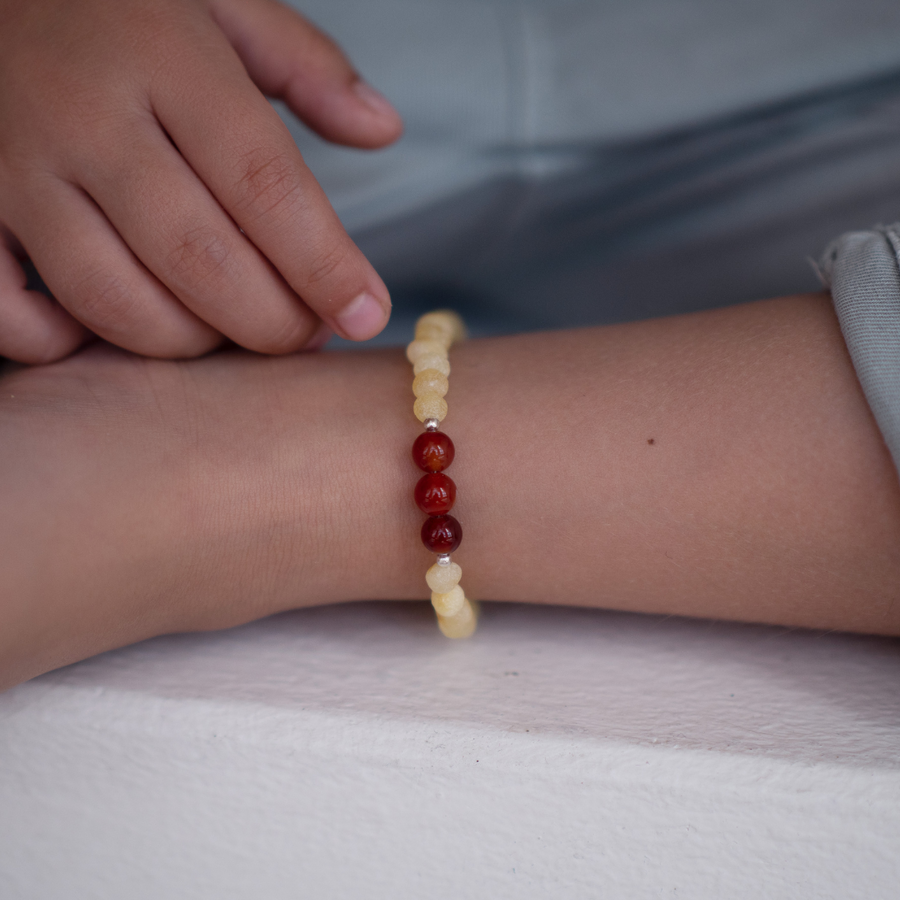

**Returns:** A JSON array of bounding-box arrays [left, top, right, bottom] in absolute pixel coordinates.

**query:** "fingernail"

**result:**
[[335, 291, 389, 340], [351, 80, 398, 118]]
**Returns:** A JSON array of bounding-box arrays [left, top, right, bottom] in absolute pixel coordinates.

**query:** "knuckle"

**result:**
[[303, 240, 347, 289], [73, 268, 146, 335], [231, 148, 304, 220], [166, 226, 233, 287]]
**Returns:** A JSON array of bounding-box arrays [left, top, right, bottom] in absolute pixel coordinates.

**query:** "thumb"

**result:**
[[209, 0, 403, 149]]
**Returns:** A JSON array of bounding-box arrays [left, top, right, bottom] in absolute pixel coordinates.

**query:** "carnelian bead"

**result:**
[[421, 515, 462, 553], [415, 473, 456, 515], [412, 431, 455, 472]]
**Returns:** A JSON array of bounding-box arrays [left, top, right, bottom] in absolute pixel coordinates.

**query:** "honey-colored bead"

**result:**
[[413, 369, 449, 398], [431, 584, 465, 617], [437, 598, 478, 639], [425, 560, 462, 593], [414, 322, 452, 347], [414, 393, 448, 423], [406, 339, 447, 365], [413, 354, 450, 376], [415, 311, 467, 346]]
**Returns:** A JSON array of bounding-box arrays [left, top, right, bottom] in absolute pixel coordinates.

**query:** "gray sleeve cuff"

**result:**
[[820, 225, 900, 472]]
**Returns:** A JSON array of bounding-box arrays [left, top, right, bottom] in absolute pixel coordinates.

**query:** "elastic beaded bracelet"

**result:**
[[408, 311, 478, 639]]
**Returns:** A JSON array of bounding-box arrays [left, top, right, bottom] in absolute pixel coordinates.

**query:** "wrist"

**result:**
[[0, 345, 428, 687], [193, 348, 425, 622]]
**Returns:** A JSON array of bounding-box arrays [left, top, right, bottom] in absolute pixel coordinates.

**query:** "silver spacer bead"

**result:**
[[424, 418, 440, 432], [436, 554, 452, 566]]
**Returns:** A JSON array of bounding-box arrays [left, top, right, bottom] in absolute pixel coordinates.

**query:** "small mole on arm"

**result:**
[[647, 438, 655, 445]]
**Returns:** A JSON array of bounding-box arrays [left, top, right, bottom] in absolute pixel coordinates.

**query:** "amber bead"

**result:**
[[412, 431, 455, 472], [412, 369, 449, 399], [415, 310, 467, 345], [431, 585, 466, 617], [415, 473, 456, 515], [421, 515, 462, 553], [426, 560, 462, 593], [437, 598, 478, 639], [413, 393, 448, 423]]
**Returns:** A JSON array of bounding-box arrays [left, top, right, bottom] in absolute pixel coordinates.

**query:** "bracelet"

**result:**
[[407, 311, 478, 639]]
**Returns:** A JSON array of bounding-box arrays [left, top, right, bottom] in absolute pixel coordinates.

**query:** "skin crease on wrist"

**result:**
[[1, 291, 899, 690]]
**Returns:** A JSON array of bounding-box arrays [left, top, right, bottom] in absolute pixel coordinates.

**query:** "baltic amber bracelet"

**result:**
[[407, 311, 478, 639]]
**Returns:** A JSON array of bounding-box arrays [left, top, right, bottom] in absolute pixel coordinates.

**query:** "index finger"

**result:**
[[150, 34, 391, 342]]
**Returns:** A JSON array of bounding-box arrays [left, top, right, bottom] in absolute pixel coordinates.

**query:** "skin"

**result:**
[[0, 0, 402, 364], [1, 292, 899, 690]]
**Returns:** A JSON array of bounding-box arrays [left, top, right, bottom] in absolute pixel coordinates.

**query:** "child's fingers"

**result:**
[[150, 31, 391, 343], [209, 0, 403, 149], [13, 180, 224, 359], [77, 121, 323, 355], [0, 240, 87, 365]]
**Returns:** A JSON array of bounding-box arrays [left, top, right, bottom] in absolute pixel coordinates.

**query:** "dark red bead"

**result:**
[[412, 431, 455, 473], [415, 472, 456, 515], [421, 515, 462, 553]]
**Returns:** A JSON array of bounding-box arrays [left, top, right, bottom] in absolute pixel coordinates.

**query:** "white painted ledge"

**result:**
[[1, 601, 899, 899]]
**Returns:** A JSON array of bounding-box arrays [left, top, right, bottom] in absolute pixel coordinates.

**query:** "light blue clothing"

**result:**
[[282, 0, 900, 467]]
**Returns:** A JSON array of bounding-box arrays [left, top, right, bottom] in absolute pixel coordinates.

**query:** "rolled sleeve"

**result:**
[[820, 225, 900, 472]]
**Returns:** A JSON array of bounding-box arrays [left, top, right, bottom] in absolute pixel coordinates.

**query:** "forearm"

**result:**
[[451, 293, 900, 631], [2, 292, 899, 688]]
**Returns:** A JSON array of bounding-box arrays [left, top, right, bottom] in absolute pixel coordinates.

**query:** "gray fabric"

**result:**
[[820, 227, 900, 472]]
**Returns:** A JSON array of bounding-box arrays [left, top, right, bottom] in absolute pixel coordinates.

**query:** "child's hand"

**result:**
[[0, 0, 402, 363]]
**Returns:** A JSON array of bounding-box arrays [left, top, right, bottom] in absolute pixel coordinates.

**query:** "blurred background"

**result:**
[[273, 0, 900, 343]]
